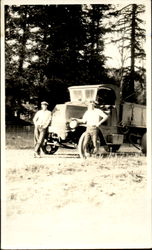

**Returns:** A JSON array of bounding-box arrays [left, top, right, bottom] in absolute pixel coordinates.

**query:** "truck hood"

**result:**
[[49, 103, 87, 139]]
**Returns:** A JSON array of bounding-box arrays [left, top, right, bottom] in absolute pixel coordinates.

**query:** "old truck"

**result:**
[[42, 84, 146, 157]]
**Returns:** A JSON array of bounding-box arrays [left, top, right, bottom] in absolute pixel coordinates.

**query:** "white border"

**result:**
[[1, 0, 7, 247], [1, 0, 151, 248], [1, 0, 150, 5], [145, 1, 152, 246]]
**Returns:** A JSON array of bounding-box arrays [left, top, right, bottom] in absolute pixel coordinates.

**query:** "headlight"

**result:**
[[69, 119, 78, 129]]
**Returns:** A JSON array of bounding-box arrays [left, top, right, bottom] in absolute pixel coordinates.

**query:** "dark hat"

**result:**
[[41, 101, 49, 106]]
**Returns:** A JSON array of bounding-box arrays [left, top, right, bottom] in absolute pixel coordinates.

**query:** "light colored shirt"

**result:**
[[83, 108, 108, 126], [33, 110, 52, 129]]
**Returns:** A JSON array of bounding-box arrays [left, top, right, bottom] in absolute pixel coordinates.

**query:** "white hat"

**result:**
[[41, 101, 48, 105]]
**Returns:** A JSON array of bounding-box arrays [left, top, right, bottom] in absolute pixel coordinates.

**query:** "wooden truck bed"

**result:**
[[122, 102, 146, 128]]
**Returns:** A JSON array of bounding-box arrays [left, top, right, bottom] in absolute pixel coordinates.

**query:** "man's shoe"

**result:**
[[93, 148, 97, 154], [34, 152, 41, 158], [85, 152, 91, 158]]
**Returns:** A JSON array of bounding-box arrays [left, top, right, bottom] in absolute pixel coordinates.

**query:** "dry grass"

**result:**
[[6, 131, 34, 149], [3, 132, 151, 249], [6, 155, 146, 216]]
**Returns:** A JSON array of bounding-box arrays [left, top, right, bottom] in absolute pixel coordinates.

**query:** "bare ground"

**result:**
[[2, 145, 151, 249]]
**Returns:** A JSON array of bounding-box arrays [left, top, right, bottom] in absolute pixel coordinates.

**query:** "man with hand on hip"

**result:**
[[33, 101, 52, 158], [82, 101, 109, 156]]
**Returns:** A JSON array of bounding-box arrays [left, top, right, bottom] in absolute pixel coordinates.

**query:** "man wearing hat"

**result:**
[[33, 101, 52, 157]]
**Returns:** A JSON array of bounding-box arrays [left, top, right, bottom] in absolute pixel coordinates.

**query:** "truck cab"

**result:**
[[43, 84, 124, 155]]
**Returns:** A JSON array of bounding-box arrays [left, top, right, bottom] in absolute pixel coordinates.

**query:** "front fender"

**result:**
[[48, 125, 67, 140]]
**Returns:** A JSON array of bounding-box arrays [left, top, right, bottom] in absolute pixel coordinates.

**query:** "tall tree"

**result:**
[[5, 4, 116, 118], [108, 4, 146, 103], [83, 4, 111, 84], [5, 5, 31, 117]]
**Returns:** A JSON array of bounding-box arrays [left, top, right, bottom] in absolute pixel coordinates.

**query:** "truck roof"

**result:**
[[68, 84, 120, 105], [68, 85, 102, 89], [68, 84, 119, 93]]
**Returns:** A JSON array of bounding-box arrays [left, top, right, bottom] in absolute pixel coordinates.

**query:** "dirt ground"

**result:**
[[2, 145, 152, 249]]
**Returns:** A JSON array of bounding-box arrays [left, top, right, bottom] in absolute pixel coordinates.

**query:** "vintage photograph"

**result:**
[[1, 0, 151, 248]]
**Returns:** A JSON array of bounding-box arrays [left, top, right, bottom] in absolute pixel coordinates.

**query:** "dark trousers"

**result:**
[[34, 126, 47, 154], [83, 126, 98, 153]]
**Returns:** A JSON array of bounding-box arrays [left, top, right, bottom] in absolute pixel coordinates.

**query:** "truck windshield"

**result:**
[[84, 89, 96, 101], [70, 90, 83, 101], [70, 88, 96, 102]]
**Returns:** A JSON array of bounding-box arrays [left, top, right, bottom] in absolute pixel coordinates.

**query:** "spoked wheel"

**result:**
[[104, 144, 121, 153], [78, 132, 100, 158], [41, 141, 59, 155]]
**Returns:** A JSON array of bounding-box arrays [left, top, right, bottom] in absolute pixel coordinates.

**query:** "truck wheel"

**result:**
[[141, 133, 146, 155], [42, 143, 59, 155], [78, 132, 100, 158], [104, 144, 121, 153]]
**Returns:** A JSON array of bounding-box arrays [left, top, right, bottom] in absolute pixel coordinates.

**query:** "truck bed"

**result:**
[[122, 102, 146, 128]]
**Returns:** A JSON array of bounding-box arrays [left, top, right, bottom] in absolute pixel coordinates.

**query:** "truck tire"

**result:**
[[78, 132, 100, 159], [141, 133, 146, 155], [41, 142, 59, 155], [104, 144, 121, 153]]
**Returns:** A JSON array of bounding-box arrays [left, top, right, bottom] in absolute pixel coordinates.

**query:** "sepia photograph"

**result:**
[[1, 0, 151, 249]]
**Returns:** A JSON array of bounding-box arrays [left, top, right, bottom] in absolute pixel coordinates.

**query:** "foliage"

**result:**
[[5, 4, 146, 122], [107, 4, 146, 103]]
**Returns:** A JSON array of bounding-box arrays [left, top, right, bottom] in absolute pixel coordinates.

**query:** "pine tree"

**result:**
[[5, 4, 115, 116], [108, 4, 146, 103], [5, 5, 31, 118], [83, 4, 111, 84]]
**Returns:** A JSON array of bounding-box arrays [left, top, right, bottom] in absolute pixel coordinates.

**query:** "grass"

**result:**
[[6, 151, 147, 218], [6, 131, 34, 149], [5, 130, 142, 157]]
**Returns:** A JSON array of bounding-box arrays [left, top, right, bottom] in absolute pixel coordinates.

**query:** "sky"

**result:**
[[103, 3, 147, 69]]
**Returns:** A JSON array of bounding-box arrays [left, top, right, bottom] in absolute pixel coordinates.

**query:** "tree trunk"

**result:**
[[18, 11, 28, 74], [130, 4, 137, 99]]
